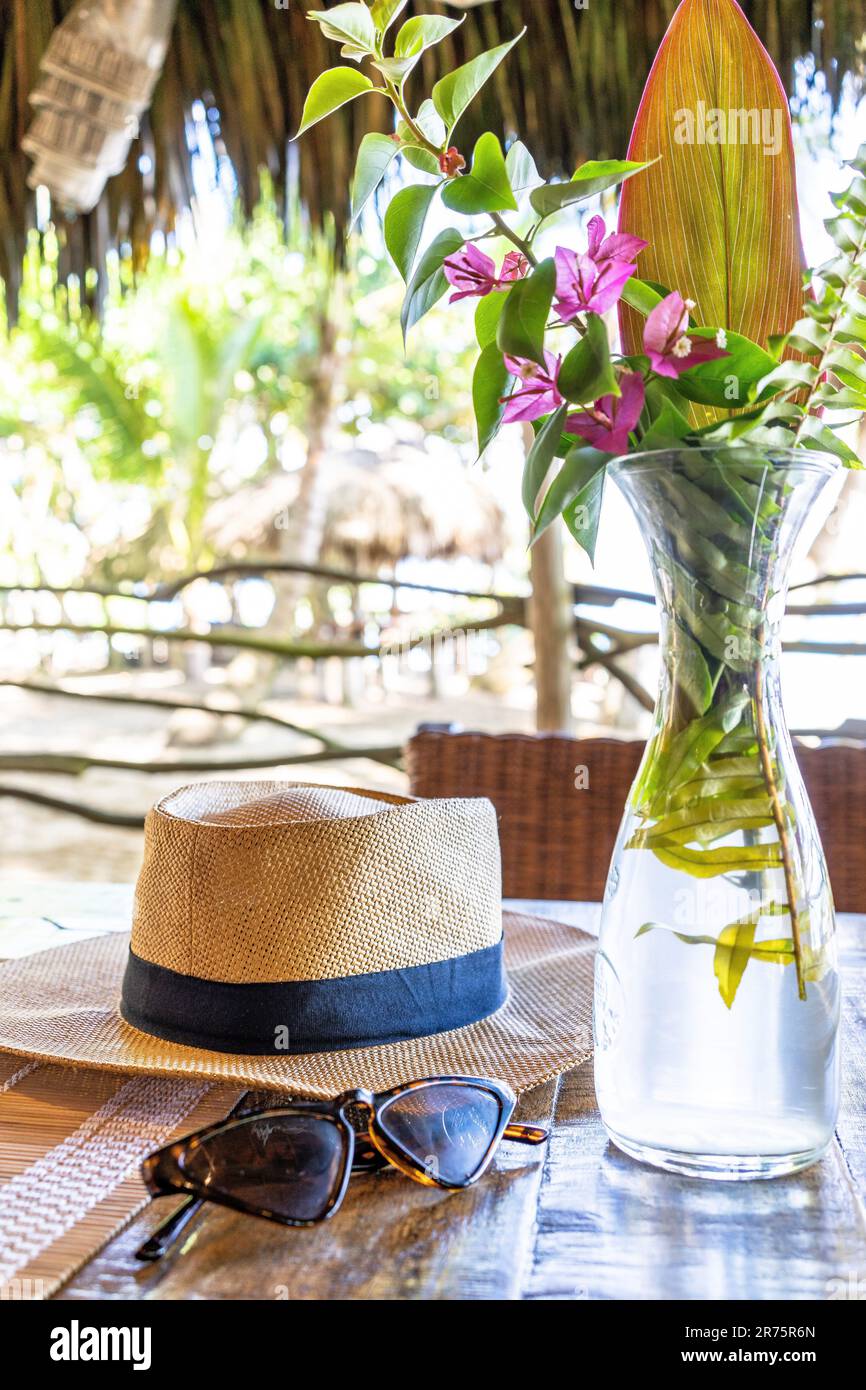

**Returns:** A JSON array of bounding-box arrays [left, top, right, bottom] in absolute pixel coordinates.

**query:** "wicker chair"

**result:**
[[406, 729, 866, 913]]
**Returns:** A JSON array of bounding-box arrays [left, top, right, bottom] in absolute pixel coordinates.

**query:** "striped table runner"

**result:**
[[0, 1054, 240, 1298]]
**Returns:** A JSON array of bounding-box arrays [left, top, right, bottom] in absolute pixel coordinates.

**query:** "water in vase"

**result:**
[[594, 449, 841, 1179]]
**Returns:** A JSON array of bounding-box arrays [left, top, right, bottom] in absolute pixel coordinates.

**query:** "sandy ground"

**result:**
[[0, 669, 546, 885]]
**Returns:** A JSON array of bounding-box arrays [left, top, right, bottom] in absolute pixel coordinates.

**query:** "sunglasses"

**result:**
[[137, 1075, 548, 1261]]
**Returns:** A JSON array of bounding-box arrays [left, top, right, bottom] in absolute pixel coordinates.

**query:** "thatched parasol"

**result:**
[[2, 0, 863, 318], [204, 442, 507, 572]]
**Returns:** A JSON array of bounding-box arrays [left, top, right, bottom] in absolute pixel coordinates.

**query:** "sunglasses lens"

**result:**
[[180, 1113, 347, 1221], [377, 1082, 504, 1185]]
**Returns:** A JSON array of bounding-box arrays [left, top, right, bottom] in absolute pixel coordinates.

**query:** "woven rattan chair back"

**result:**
[[406, 730, 642, 903], [796, 744, 866, 915], [406, 730, 866, 912]]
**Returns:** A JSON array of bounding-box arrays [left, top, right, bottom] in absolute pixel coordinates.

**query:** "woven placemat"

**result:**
[[0, 1055, 240, 1299]]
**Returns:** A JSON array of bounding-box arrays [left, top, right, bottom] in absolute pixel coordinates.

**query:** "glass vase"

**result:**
[[594, 447, 841, 1179]]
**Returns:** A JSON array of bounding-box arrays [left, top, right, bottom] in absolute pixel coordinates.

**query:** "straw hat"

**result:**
[[0, 782, 595, 1097]]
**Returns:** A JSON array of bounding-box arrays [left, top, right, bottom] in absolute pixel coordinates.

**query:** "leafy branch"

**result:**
[[294, 4, 865, 1013]]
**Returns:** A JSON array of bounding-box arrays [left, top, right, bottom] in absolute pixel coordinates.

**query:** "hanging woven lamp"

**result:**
[[22, 0, 177, 214]]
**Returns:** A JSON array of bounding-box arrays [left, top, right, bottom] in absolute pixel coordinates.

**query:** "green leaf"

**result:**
[[796, 417, 862, 467], [669, 758, 765, 811], [475, 291, 506, 349], [653, 553, 761, 671], [620, 277, 663, 317], [755, 360, 819, 399], [395, 14, 464, 59], [562, 457, 607, 563], [697, 398, 802, 444], [350, 133, 400, 228], [672, 329, 779, 408], [669, 618, 713, 716], [838, 310, 866, 343], [783, 316, 830, 355], [530, 415, 574, 460], [649, 843, 784, 878], [371, 0, 407, 34], [558, 312, 618, 403], [850, 141, 866, 174], [813, 255, 854, 291], [833, 174, 866, 216], [432, 30, 526, 137], [384, 182, 439, 282], [505, 141, 543, 195], [628, 796, 775, 850], [472, 344, 513, 458], [635, 912, 795, 1008], [372, 55, 419, 83], [294, 67, 376, 137], [442, 132, 517, 215], [400, 145, 441, 176], [530, 159, 650, 218], [522, 404, 567, 517], [379, 15, 464, 84], [826, 215, 864, 256], [639, 396, 693, 450], [401, 228, 464, 340], [496, 258, 555, 368], [826, 347, 866, 391], [714, 918, 759, 1009], [307, 5, 377, 58], [814, 384, 866, 410], [649, 690, 750, 802], [534, 445, 607, 549], [636, 923, 720, 948]]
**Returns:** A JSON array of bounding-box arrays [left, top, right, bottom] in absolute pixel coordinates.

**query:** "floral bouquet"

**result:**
[[297, 0, 866, 1174]]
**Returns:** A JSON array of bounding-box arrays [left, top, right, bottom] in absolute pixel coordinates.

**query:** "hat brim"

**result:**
[[0, 912, 595, 1097]]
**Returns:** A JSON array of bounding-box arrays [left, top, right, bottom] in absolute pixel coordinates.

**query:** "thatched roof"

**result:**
[[2, 1, 864, 317], [85, 440, 507, 580], [204, 443, 507, 570]]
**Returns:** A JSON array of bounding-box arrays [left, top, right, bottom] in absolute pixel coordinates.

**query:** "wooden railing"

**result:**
[[1, 564, 863, 828]]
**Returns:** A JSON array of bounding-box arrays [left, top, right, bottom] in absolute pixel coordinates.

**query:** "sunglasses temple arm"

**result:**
[[135, 1193, 204, 1262], [503, 1121, 550, 1145]]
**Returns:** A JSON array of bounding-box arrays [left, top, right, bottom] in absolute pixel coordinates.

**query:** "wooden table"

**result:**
[[2, 883, 865, 1301]]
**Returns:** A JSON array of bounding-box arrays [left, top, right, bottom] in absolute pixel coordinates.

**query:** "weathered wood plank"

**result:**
[[833, 941, 866, 1282], [525, 1057, 866, 1301]]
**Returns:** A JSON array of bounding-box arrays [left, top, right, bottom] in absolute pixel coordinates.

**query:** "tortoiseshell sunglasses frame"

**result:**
[[137, 1075, 548, 1258]]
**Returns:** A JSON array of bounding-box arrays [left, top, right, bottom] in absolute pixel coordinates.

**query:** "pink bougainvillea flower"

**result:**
[[553, 219, 648, 321], [585, 215, 649, 269], [500, 351, 564, 424], [566, 371, 646, 454], [443, 245, 529, 303], [554, 246, 637, 319], [643, 291, 730, 378], [500, 250, 530, 282]]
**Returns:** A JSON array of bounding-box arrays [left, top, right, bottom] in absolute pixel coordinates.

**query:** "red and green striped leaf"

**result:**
[[617, 0, 807, 424]]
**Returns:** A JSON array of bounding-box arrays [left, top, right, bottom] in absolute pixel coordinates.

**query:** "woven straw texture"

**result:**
[[407, 731, 866, 913], [0, 1055, 239, 1299], [0, 912, 595, 1098], [133, 782, 502, 982]]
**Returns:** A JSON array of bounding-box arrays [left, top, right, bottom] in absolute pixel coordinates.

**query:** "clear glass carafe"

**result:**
[[594, 448, 841, 1179]]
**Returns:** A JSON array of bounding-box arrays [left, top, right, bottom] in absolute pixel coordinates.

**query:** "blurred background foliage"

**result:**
[[1, 191, 475, 587]]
